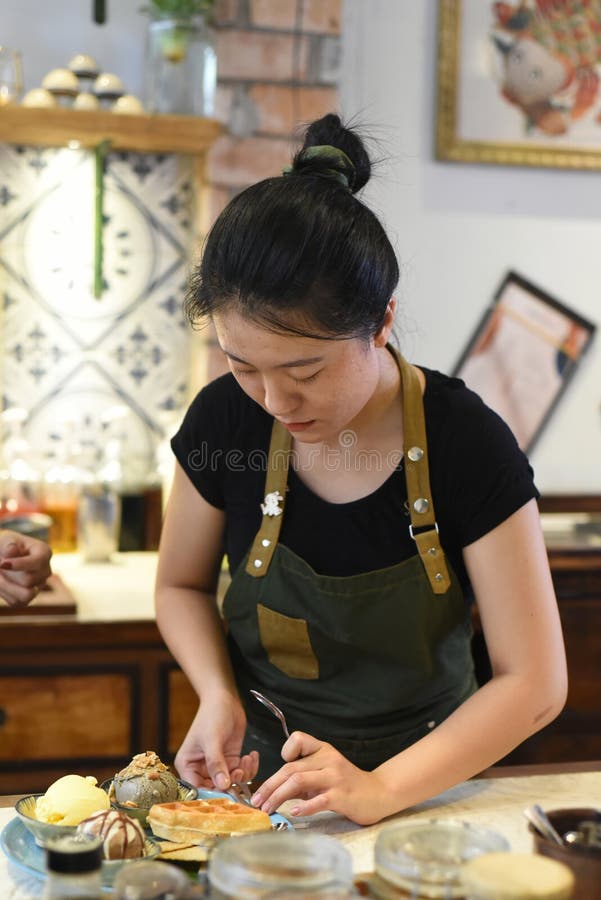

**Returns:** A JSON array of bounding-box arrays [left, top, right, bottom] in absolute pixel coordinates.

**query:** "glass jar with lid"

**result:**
[[369, 819, 510, 898], [42, 833, 103, 899], [208, 831, 354, 898]]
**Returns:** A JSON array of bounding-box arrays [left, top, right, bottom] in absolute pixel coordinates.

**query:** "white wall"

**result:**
[[341, 0, 601, 493]]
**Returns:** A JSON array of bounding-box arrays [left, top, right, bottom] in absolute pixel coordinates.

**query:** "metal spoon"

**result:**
[[523, 804, 565, 846], [250, 689, 290, 739]]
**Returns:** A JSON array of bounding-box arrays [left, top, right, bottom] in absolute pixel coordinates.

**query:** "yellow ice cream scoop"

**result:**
[[36, 775, 110, 826]]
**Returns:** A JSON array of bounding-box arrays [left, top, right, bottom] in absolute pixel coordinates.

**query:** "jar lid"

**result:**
[[208, 832, 353, 895], [45, 834, 104, 874], [461, 852, 575, 899]]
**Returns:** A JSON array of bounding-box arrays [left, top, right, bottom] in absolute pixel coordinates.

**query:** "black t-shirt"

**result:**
[[172, 367, 539, 597]]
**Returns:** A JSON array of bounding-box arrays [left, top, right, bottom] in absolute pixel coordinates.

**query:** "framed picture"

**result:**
[[452, 272, 596, 452], [436, 1, 601, 169]]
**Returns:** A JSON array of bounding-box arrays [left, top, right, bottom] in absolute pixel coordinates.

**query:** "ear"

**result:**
[[373, 299, 396, 348]]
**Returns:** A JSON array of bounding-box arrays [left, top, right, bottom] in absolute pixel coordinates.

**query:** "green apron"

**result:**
[[222, 349, 477, 778]]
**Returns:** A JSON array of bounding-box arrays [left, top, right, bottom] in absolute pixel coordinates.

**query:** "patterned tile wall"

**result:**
[[0, 144, 195, 478]]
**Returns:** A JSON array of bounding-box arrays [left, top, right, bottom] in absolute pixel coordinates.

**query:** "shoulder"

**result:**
[[422, 367, 518, 448]]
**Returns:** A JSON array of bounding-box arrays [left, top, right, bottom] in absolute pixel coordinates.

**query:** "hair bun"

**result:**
[[291, 113, 371, 194]]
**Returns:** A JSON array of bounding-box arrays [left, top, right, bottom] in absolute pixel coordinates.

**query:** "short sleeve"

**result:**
[[171, 375, 235, 510], [427, 374, 539, 549]]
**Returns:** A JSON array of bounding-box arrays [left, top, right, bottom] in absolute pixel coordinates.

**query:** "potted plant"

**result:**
[[142, 0, 217, 116]]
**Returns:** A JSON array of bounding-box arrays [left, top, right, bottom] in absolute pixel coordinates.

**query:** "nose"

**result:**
[[262, 377, 299, 418]]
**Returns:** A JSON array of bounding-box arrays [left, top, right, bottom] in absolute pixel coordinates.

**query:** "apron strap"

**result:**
[[393, 349, 451, 595], [245, 420, 292, 578]]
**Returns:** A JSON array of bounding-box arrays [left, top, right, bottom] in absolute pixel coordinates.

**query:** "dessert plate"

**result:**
[[0, 817, 159, 890]]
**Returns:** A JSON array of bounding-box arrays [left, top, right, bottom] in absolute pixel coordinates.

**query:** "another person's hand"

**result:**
[[174, 693, 259, 791], [250, 733, 394, 826], [0, 531, 52, 607]]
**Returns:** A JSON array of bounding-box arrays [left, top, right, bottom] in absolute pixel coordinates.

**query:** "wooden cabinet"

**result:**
[[0, 617, 196, 794]]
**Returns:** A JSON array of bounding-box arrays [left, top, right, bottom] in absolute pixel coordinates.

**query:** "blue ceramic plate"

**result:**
[[0, 817, 160, 891]]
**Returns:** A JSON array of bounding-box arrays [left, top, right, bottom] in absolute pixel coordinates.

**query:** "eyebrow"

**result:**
[[223, 350, 324, 369]]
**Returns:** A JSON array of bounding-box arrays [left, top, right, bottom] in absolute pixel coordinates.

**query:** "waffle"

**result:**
[[147, 798, 272, 840]]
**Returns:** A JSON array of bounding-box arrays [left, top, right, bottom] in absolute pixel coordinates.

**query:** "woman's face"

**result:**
[[212, 307, 393, 444]]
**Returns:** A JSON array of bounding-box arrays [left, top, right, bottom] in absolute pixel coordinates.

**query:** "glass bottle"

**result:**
[[208, 831, 354, 899], [0, 407, 41, 520], [42, 423, 91, 553], [144, 12, 217, 116], [42, 833, 103, 899]]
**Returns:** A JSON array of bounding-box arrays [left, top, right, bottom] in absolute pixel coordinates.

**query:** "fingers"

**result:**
[[253, 768, 332, 816], [0, 550, 52, 576], [281, 731, 322, 762], [0, 576, 41, 607], [0, 539, 25, 560]]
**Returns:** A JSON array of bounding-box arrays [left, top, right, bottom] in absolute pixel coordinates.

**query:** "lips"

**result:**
[[278, 420, 315, 431]]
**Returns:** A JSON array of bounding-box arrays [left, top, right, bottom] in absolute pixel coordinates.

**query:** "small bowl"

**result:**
[[15, 794, 76, 847], [529, 807, 601, 900], [100, 778, 197, 827], [373, 819, 510, 898], [21, 88, 57, 109], [68, 54, 99, 80], [112, 94, 144, 115], [41, 68, 79, 96], [93, 72, 124, 101], [73, 91, 99, 111]]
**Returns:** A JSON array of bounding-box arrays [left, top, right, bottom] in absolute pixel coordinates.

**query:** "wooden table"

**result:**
[[1, 762, 599, 897]]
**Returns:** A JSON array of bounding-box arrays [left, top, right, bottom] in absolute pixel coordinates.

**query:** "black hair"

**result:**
[[185, 113, 399, 341]]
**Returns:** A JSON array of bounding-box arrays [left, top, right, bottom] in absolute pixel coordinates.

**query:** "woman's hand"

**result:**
[[174, 694, 259, 791], [0, 531, 52, 607], [250, 733, 393, 826]]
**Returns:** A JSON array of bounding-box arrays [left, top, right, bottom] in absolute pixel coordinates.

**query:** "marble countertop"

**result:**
[[48, 551, 158, 622], [1, 769, 599, 897]]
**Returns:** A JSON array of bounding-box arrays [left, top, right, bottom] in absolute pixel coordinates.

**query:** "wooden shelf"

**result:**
[[0, 105, 222, 155]]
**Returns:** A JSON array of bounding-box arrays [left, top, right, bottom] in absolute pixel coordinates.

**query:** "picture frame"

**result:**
[[452, 272, 596, 452], [436, 1, 601, 170]]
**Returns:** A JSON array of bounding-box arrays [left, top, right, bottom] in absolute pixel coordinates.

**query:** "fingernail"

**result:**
[[261, 802, 271, 814], [290, 807, 301, 816], [215, 773, 229, 789], [251, 793, 262, 807], [3, 542, 18, 552]]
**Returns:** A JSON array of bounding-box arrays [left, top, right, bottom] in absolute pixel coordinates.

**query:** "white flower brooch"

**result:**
[[260, 491, 284, 517]]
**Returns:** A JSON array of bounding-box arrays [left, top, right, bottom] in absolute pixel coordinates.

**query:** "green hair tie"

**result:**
[[282, 144, 355, 190]]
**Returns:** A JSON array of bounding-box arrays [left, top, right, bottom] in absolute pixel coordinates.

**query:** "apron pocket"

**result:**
[[257, 603, 319, 680]]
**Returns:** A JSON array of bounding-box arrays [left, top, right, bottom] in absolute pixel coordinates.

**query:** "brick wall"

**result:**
[[196, 0, 342, 384]]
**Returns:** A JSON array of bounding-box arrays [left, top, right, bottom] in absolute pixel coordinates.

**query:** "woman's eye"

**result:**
[[291, 370, 321, 385], [233, 368, 256, 378]]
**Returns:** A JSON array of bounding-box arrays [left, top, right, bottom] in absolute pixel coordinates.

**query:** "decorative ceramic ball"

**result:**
[[112, 94, 144, 115], [73, 92, 99, 111], [22, 88, 57, 109], [41, 68, 79, 96], [68, 54, 99, 80], [93, 73, 125, 101]]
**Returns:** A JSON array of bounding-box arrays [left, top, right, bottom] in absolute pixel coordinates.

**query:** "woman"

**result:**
[[155, 114, 567, 826], [0, 530, 52, 606]]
